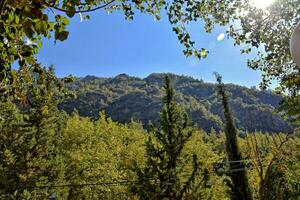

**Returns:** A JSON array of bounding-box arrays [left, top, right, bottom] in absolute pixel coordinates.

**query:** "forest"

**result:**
[[59, 73, 291, 133], [1, 68, 300, 199], [1, 0, 300, 200]]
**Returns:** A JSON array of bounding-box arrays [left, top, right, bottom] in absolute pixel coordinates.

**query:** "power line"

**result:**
[[220, 157, 267, 164], [33, 164, 267, 189], [0, 157, 269, 174], [226, 164, 267, 173], [36, 180, 132, 189], [1, 158, 285, 190]]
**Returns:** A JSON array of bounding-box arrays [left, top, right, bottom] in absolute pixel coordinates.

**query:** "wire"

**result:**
[[33, 164, 266, 189], [1, 157, 269, 174], [1, 158, 284, 190], [36, 180, 132, 189], [226, 164, 267, 173], [220, 157, 267, 164]]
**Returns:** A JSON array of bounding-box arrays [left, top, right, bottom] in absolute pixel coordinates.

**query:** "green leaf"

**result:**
[[55, 31, 69, 42]]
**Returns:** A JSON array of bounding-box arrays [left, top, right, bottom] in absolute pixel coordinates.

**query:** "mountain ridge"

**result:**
[[59, 73, 292, 133]]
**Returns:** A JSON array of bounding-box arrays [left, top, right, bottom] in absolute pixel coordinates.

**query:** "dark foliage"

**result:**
[[131, 76, 199, 200], [215, 73, 252, 200], [59, 73, 292, 133]]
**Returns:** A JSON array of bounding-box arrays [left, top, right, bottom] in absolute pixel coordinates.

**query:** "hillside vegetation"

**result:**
[[59, 73, 292, 133], [1, 69, 299, 199]]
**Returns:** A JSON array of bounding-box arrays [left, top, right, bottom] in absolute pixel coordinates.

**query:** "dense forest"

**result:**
[[1, 69, 299, 199], [59, 73, 292, 133], [2, 0, 300, 199]]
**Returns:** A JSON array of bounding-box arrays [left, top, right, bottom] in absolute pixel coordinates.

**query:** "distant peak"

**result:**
[[85, 75, 98, 79], [81, 75, 98, 82], [144, 73, 200, 86], [146, 73, 176, 78], [115, 73, 130, 79]]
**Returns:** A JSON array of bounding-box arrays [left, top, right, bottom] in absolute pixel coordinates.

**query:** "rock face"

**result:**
[[59, 73, 293, 133]]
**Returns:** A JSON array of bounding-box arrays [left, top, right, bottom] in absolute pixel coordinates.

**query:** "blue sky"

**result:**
[[37, 10, 262, 87]]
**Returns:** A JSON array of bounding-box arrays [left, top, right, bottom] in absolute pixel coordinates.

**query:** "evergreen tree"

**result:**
[[214, 73, 252, 200], [0, 66, 67, 199], [131, 76, 199, 200]]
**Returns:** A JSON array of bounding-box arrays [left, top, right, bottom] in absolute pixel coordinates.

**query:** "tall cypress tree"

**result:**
[[215, 73, 252, 200], [131, 76, 199, 200]]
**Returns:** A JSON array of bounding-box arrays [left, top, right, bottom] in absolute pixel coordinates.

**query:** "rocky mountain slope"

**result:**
[[59, 73, 292, 133]]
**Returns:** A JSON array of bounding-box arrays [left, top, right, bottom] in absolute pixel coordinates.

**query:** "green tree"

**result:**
[[221, 0, 300, 124], [131, 76, 199, 200], [215, 73, 252, 200], [224, 0, 298, 89], [240, 133, 300, 200], [0, 67, 67, 199], [60, 112, 146, 199], [184, 130, 230, 200]]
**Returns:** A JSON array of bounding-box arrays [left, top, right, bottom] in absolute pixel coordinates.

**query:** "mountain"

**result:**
[[59, 73, 293, 133]]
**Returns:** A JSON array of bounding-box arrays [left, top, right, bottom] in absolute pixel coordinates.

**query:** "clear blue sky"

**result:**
[[37, 10, 261, 87]]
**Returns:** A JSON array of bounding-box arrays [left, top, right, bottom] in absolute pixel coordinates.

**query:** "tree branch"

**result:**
[[0, 0, 7, 15], [43, 0, 116, 14]]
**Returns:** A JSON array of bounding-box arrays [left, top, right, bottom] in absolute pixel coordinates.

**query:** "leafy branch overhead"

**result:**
[[0, 1, 259, 77], [0, 0, 225, 80]]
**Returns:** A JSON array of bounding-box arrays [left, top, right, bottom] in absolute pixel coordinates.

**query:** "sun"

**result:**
[[250, 0, 275, 9]]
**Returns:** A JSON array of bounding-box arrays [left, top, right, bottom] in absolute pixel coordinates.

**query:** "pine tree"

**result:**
[[0, 66, 67, 199], [214, 73, 252, 200], [131, 76, 199, 200]]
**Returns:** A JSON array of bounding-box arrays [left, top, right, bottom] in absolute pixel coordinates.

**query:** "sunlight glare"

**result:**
[[250, 0, 274, 9]]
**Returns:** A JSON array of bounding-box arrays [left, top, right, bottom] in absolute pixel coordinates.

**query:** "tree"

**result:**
[[225, 0, 298, 89], [167, 0, 300, 94], [131, 76, 199, 200], [222, 0, 300, 123], [0, 66, 67, 199], [240, 133, 300, 200], [215, 73, 252, 200], [60, 112, 147, 199], [184, 130, 230, 200]]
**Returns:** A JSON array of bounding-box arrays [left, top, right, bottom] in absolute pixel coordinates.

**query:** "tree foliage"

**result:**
[[1, 0, 300, 197], [222, 0, 300, 123], [0, 0, 164, 98], [60, 112, 147, 199], [240, 133, 300, 200], [0, 73, 299, 199], [59, 73, 291, 133], [0, 0, 278, 97], [215, 73, 252, 200], [2, 0, 300, 103], [0, 67, 67, 199], [131, 76, 200, 199]]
